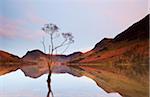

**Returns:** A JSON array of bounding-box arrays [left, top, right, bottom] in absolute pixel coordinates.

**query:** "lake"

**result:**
[[0, 64, 122, 97]]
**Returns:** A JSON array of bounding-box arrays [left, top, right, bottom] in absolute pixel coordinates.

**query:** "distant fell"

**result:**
[[71, 14, 149, 63], [114, 14, 149, 41]]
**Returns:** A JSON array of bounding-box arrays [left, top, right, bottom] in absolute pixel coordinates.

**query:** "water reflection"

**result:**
[[47, 70, 54, 97], [0, 63, 122, 97], [20, 63, 82, 78], [20, 63, 84, 97]]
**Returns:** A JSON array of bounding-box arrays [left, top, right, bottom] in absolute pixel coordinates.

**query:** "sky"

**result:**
[[0, 0, 148, 57]]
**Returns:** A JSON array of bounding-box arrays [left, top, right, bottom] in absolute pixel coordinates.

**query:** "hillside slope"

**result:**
[[0, 50, 21, 75], [71, 14, 149, 65], [0, 50, 19, 62], [69, 14, 149, 97]]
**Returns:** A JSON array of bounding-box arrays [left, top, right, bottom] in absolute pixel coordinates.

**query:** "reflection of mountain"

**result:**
[[0, 49, 83, 77], [69, 14, 149, 97], [21, 63, 82, 78], [70, 14, 149, 78], [0, 14, 149, 97]]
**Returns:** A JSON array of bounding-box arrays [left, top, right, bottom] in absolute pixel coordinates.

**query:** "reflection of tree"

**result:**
[[46, 70, 54, 97], [41, 23, 74, 97]]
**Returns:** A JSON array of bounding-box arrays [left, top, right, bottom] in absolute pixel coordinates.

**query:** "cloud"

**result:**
[[0, 16, 20, 39], [0, 14, 46, 40], [25, 13, 47, 25]]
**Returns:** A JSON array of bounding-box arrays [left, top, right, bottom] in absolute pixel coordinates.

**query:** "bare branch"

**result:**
[[53, 39, 67, 50], [60, 44, 71, 54], [53, 32, 60, 39], [48, 45, 51, 54], [42, 37, 46, 53], [50, 33, 54, 55], [53, 32, 74, 50]]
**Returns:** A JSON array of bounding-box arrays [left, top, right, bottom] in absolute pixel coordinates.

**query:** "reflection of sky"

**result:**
[[0, 0, 148, 57], [0, 70, 122, 97]]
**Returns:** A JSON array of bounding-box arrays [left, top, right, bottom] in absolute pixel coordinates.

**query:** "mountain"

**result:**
[[65, 52, 83, 61], [0, 50, 20, 62], [69, 14, 149, 97], [0, 14, 149, 97], [71, 14, 149, 63], [1, 14, 149, 66], [92, 38, 113, 51], [22, 49, 46, 61], [114, 14, 149, 41], [0, 49, 82, 67], [0, 50, 21, 75], [22, 49, 83, 64]]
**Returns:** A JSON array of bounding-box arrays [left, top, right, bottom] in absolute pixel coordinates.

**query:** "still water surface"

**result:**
[[0, 69, 121, 97]]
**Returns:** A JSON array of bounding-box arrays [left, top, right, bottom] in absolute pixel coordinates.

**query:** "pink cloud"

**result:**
[[0, 17, 19, 38], [0, 15, 46, 40], [25, 14, 47, 25]]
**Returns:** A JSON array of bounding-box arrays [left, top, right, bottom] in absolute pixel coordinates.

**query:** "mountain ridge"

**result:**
[[70, 14, 149, 63], [0, 14, 149, 65]]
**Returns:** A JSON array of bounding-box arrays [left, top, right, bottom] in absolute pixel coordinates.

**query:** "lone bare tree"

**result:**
[[41, 23, 74, 97]]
